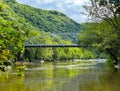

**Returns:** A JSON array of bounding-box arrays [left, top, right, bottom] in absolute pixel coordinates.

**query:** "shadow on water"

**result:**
[[0, 61, 120, 91]]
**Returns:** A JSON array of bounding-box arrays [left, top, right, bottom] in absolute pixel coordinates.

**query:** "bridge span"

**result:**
[[24, 33, 85, 48]]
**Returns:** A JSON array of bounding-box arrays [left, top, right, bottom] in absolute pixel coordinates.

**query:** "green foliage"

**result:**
[[0, 1, 95, 63], [4, 0, 16, 3], [5, 1, 80, 33], [0, 1, 42, 62], [24, 33, 94, 61], [16, 65, 26, 77], [83, 0, 120, 64], [0, 50, 10, 62], [0, 64, 10, 79], [78, 22, 120, 63]]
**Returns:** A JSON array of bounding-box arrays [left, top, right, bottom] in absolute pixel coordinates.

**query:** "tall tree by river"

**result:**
[[79, 0, 120, 64]]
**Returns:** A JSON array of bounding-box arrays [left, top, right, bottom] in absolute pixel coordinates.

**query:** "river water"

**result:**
[[0, 60, 120, 91]]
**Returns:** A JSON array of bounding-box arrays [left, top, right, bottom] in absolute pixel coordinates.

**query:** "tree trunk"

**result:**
[[35, 49, 38, 60], [17, 52, 23, 61], [106, 49, 118, 65]]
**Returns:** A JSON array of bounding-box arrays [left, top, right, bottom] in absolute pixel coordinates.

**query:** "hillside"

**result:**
[[0, 0, 95, 62], [3, 0, 80, 33]]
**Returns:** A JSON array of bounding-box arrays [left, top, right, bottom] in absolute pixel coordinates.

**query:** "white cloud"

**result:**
[[65, 0, 87, 6], [70, 14, 88, 23], [35, 0, 42, 4], [74, 0, 87, 5], [42, 0, 55, 4], [35, 0, 56, 4]]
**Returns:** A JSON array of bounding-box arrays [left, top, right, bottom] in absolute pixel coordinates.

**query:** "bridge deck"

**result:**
[[24, 44, 83, 48]]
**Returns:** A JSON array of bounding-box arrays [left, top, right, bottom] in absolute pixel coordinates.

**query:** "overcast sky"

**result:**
[[16, 0, 89, 23]]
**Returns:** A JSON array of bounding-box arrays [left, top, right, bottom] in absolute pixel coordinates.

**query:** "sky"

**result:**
[[16, 0, 89, 23]]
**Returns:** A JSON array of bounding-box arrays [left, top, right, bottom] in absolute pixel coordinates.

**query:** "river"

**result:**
[[0, 60, 120, 91]]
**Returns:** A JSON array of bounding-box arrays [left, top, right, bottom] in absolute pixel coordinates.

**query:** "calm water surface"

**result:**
[[0, 61, 120, 91]]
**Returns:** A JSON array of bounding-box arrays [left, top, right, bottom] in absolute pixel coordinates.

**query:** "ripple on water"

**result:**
[[25, 67, 51, 71], [24, 62, 104, 71]]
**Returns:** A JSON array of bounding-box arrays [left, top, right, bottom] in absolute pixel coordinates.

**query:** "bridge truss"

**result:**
[[24, 33, 81, 48]]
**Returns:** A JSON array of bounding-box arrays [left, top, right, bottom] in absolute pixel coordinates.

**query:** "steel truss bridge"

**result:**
[[24, 33, 83, 48]]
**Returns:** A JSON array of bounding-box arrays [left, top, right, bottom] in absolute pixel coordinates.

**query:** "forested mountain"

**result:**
[[0, 0, 95, 63], [4, 0, 80, 33]]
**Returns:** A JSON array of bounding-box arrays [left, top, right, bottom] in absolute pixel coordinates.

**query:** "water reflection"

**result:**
[[0, 62, 120, 91]]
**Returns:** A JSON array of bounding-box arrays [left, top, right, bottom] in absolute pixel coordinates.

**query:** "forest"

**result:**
[[1, 0, 119, 65], [0, 0, 98, 64]]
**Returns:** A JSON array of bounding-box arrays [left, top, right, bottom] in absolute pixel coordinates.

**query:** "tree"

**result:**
[[83, 0, 120, 35], [83, 0, 120, 25], [81, 0, 120, 64], [78, 22, 120, 64]]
